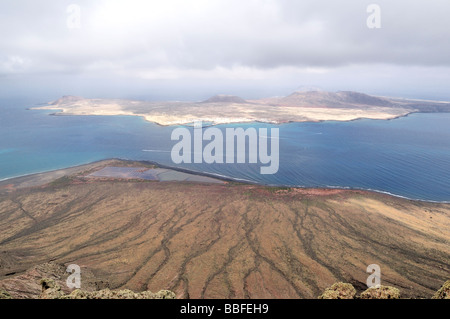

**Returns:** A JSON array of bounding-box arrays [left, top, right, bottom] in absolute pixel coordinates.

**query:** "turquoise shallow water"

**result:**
[[1, 98, 450, 201]]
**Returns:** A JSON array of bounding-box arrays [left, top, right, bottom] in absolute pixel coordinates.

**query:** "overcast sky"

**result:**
[[1, 0, 450, 101]]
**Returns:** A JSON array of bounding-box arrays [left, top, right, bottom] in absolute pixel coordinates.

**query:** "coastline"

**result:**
[[30, 94, 413, 127], [1, 158, 449, 204], [41, 109, 413, 127]]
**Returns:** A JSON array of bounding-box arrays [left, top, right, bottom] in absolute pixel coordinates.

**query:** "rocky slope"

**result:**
[[318, 280, 449, 299], [0, 160, 449, 299]]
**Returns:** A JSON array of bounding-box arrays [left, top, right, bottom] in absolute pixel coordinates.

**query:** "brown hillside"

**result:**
[[0, 161, 448, 299]]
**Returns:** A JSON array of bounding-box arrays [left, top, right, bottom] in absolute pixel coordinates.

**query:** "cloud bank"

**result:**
[[1, 0, 450, 100]]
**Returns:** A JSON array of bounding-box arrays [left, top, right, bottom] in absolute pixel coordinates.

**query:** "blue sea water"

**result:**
[[1, 98, 450, 202]]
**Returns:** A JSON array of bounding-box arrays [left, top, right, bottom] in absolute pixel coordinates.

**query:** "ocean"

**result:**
[[1, 98, 450, 202]]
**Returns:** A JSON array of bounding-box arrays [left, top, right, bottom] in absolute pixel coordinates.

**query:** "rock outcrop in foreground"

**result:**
[[319, 281, 449, 299], [432, 280, 450, 299], [0, 288, 11, 299], [318, 282, 356, 299], [359, 286, 401, 299], [2, 279, 449, 299], [39, 278, 175, 299]]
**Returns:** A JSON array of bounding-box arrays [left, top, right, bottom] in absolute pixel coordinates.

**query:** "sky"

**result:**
[[1, 0, 450, 101]]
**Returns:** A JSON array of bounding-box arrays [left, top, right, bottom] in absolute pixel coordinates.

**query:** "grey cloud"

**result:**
[[0, 0, 449, 100]]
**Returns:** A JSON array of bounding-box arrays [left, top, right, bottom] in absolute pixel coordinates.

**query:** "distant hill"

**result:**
[[201, 94, 248, 104], [278, 91, 394, 108], [295, 86, 324, 93], [50, 95, 84, 106]]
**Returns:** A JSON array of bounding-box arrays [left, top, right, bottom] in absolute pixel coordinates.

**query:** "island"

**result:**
[[31, 90, 450, 126]]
